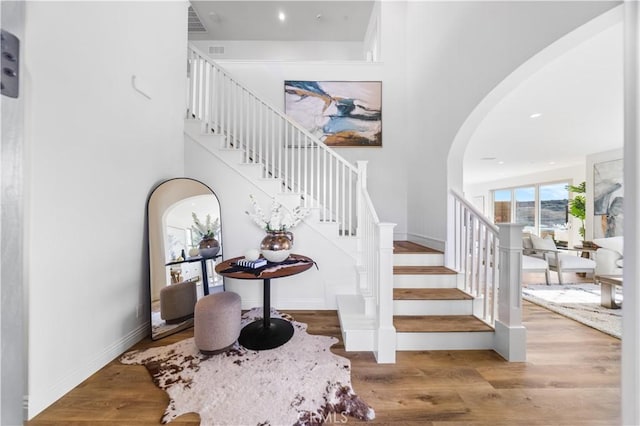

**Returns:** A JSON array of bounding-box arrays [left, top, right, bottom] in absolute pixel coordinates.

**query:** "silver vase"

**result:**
[[260, 231, 293, 263]]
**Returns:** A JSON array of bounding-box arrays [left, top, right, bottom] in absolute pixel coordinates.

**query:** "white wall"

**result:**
[[403, 1, 618, 249], [189, 39, 364, 61], [184, 136, 359, 310], [622, 3, 640, 423], [210, 58, 409, 239], [24, 1, 188, 418], [1, 1, 26, 423]]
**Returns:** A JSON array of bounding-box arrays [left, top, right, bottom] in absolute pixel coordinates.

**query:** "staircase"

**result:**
[[185, 44, 526, 364], [392, 241, 494, 351]]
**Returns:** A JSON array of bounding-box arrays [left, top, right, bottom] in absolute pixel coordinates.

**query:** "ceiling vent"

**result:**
[[188, 6, 207, 33], [209, 46, 225, 55]]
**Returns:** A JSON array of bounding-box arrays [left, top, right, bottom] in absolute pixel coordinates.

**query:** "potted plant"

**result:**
[[245, 195, 309, 263], [566, 181, 586, 240], [191, 213, 220, 258]]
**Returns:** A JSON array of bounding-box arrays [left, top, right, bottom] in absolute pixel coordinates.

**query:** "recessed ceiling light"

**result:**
[[278, 11, 286, 21], [529, 112, 542, 119], [498, 161, 505, 165], [549, 161, 556, 165]]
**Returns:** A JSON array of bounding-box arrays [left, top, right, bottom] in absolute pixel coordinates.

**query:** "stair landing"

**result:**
[[393, 240, 441, 254]]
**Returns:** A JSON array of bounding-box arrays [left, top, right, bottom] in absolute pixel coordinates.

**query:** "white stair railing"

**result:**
[[187, 45, 358, 236], [187, 47, 393, 353], [356, 161, 396, 363], [448, 190, 499, 325]]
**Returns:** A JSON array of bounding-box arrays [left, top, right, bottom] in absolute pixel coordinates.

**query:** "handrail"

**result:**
[[449, 189, 499, 325], [450, 189, 498, 234], [187, 45, 359, 236], [188, 46, 357, 173], [187, 46, 392, 357]]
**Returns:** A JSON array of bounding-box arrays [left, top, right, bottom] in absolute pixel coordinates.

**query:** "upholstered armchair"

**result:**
[[523, 234, 596, 284], [593, 236, 623, 276], [522, 234, 551, 284]]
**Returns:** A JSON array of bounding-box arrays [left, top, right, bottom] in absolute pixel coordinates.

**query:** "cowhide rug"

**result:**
[[120, 308, 375, 425]]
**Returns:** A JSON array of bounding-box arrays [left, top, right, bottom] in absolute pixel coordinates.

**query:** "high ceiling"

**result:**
[[463, 21, 623, 185], [187, 2, 623, 186], [189, 1, 375, 41]]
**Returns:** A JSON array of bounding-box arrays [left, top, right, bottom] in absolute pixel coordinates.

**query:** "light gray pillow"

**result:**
[[531, 234, 557, 251], [593, 236, 624, 256]]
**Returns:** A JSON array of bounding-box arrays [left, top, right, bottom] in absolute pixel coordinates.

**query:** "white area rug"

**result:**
[[121, 308, 375, 425], [522, 283, 622, 338]]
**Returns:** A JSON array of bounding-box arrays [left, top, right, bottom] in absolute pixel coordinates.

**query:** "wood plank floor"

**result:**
[[394, 288, 473, 300], [26, 299, 621, 425], [394, 241, 441, 254], [394, 265, 457, 275]]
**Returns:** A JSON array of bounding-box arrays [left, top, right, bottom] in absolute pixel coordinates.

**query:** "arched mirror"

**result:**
[[147, 178, 223, 340]]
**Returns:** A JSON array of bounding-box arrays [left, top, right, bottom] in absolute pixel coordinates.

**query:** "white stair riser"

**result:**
[[236, 163, 266, 180], [396, 331, 494, 351], [184, 119, 206, 134], [342, 329, 376, 351], [394, 253, 444, 267], [336, 294, 376, 351], [394, 274, 458, 289], [393, 299, 474, 316]]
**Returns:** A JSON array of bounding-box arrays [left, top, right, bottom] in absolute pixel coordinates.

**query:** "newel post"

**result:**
[[494, 223, 526, 361], [376, 222, 396, 364]]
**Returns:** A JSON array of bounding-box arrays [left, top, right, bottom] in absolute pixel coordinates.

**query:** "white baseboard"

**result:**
[[26, 321, 149, 419], [406, 232, 445, 252], [393, 231, 408, 241]]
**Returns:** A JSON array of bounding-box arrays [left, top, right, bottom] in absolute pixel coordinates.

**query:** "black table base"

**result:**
[[239, 318, 294, 350]]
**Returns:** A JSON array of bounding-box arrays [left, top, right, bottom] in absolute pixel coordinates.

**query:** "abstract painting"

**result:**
[[285, 81, 382, 147], [593, 158, 623, 238]]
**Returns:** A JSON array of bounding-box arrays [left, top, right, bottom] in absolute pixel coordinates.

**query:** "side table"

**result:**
[[594, 274, 623, 309], [215, 254, 315, 350]]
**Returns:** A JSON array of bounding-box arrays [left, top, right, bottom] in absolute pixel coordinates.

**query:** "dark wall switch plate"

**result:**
[[1, 29, 20, 98]]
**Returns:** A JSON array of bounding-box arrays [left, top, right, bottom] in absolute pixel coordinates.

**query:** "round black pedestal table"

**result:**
[[215, 254, 314, 350]]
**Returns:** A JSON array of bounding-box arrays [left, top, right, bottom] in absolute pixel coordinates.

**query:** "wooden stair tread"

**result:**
[[394, 315, 493, 333], [393, 241, 442, 254], [393, 265, 457, 275], [393, 288, 472, 300]]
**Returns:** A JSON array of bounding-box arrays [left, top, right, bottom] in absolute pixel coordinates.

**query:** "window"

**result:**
[[493, 189, 511, 223], [539, 183, 569, 239], [515, 187, 535, 227], [491, 182, 569, 240]]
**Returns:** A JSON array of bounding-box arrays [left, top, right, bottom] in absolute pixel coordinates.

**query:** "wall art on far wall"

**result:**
[[284, 80, 382, 147], [593, 158, 623, 238]]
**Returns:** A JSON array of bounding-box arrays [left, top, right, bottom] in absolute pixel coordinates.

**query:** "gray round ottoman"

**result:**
[[194, 291, 241, 355], [160, 280, 197, 324]]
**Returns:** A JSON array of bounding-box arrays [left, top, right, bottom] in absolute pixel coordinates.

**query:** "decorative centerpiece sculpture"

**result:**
[[192, 213, 220, 258], [246, 195, 309, 263]]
